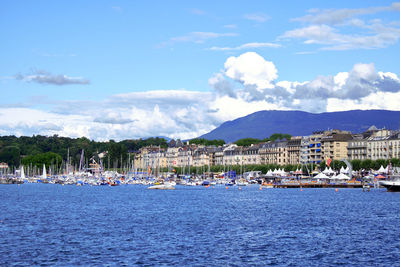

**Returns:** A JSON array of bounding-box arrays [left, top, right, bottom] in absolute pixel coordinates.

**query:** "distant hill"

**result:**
[[199, 110, 400, 143]]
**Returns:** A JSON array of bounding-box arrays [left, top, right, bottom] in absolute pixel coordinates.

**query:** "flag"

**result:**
[[326, 158, 332, 167]]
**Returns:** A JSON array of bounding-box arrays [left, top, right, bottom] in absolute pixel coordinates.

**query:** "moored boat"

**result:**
[[380, 179, 400, 192]]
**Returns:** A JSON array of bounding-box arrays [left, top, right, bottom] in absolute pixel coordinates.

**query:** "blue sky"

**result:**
[[1, 0, 400, 140]]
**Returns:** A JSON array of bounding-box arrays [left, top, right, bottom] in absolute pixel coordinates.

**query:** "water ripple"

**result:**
[[0, 185, 399, 266]]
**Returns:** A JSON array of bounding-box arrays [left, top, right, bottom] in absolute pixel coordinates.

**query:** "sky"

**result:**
[[1, 0, 400, 141]]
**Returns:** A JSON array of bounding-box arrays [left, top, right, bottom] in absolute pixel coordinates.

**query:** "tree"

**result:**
[[350, 160, 362, 171], [270, 133, 291, 141], [234, 138, 262, 147], [0, 146, 21, 166], [21, 152, 62, 169], [189, 138, 225, 146]]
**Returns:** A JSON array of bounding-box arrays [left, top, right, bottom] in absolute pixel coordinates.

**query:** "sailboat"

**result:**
[[20, 165, 26, 179], [42, 164, 47, 179]]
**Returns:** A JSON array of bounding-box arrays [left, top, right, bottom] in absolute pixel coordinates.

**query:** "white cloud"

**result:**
[[2, 53, 400, 141], [189, 8, 205, 15], [327, 91, 400, 112], [243, 13, 270, 23], [168, 32, 238, 44], [224, 52, 278, 89], [16, 70, 90, 85], [223, 24, 237, 29], [293, 3, 400, 25], [280, 23, 400, 50], [209, 42, 281, 51], [283, 3, 400, 50]]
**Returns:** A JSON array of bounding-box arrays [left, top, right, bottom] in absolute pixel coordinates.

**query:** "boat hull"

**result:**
[[380, 181, 400, 192], [148, 184, 175, 190]]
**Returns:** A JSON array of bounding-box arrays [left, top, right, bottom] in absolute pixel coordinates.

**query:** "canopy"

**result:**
[[322, 167, 335, 175], [266, 170, 274, 177], [294, 169, 302, 175], [376, 174, 386, 179], [378, 165, 387, 173], [314, 172, 329, 179], [333, 173, 350, 180], [340, 166, 346, 174]]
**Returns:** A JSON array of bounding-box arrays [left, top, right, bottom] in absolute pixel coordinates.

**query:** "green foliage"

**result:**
[[0, 135, 168, 168], [233, 133, 292, 146], [350, 160, 362, 171], [269, 133, 291, 141], [0, 146, 20, 166], [189, 138, 225, 146], [21, 152, 62, 169], [234, 138, 265, 147]]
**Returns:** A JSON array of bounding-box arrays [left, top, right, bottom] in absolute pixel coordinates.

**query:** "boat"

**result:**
[[148, 182, 175, 190], [379, 165, 400, 192], [201, 180, 210, 186], [262, 182, 274, 188], [380, 176, 400, 192]]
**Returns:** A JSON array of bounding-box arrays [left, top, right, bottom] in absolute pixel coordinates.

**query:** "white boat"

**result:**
[[148, 183, 175, 190], [148, 181, 175, 190], [380, 176, 400, 192]]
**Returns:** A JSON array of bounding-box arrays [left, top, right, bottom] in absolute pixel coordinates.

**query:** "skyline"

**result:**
[[1, 1, 400, 141]]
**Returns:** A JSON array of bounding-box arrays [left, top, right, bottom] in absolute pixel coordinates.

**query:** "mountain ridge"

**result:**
[[199, 109, 400, 143]]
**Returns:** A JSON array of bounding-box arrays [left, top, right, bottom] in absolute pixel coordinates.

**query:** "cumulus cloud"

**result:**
[[211, 52, 400, 112], [16, 70, 90, 85], [2, 52, 400, 141], [224, 52, 278, 89]]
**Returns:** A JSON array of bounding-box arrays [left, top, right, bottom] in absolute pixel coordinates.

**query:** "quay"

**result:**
[[274, 183, 363, 189]]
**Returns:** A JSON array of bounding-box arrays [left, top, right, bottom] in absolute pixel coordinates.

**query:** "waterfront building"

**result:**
[[348, 127, 400, 161], [366, 130, 398, 160], [347, 134, 368, 160], [259, 140, 288, 165], [192, 146, 209, 167], [176, 146, 193, 168], [308, 132, 323, 164], [242, 144, 261, 165], [213, 146, 224, 166], [321, 130, 353, 162], [166, 147, 180, 167], [300, 136, 311, 165], [287, 137, 301, 165], [223, 144, 242, 165]]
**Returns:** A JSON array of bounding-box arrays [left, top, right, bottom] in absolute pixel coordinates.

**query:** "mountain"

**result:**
[[199, 110, 400, 143]]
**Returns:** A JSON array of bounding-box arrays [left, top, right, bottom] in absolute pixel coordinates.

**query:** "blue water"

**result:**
[[1, 184, 400, 266]]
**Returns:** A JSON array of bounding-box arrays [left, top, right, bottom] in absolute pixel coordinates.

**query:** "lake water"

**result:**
[[0, 184, 399, 266]]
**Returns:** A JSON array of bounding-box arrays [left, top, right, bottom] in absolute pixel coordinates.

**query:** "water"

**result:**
[[1, 184, 400, 266]]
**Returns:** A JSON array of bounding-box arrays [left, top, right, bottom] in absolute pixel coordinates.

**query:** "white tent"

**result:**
[[314, 172, 329, 179], [333, 173, 350, 180], [340, 166, 346, 174], [384, 165, 389, 173], [323, 167, 335, 175], [266, 170, 274, 177], [279, 169, 286, 176], [344, 167, 350, 174], [378, 165, 387, 173]]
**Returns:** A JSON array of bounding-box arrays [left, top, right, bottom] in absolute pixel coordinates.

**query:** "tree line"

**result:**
[[0, 135, 168, 169]]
